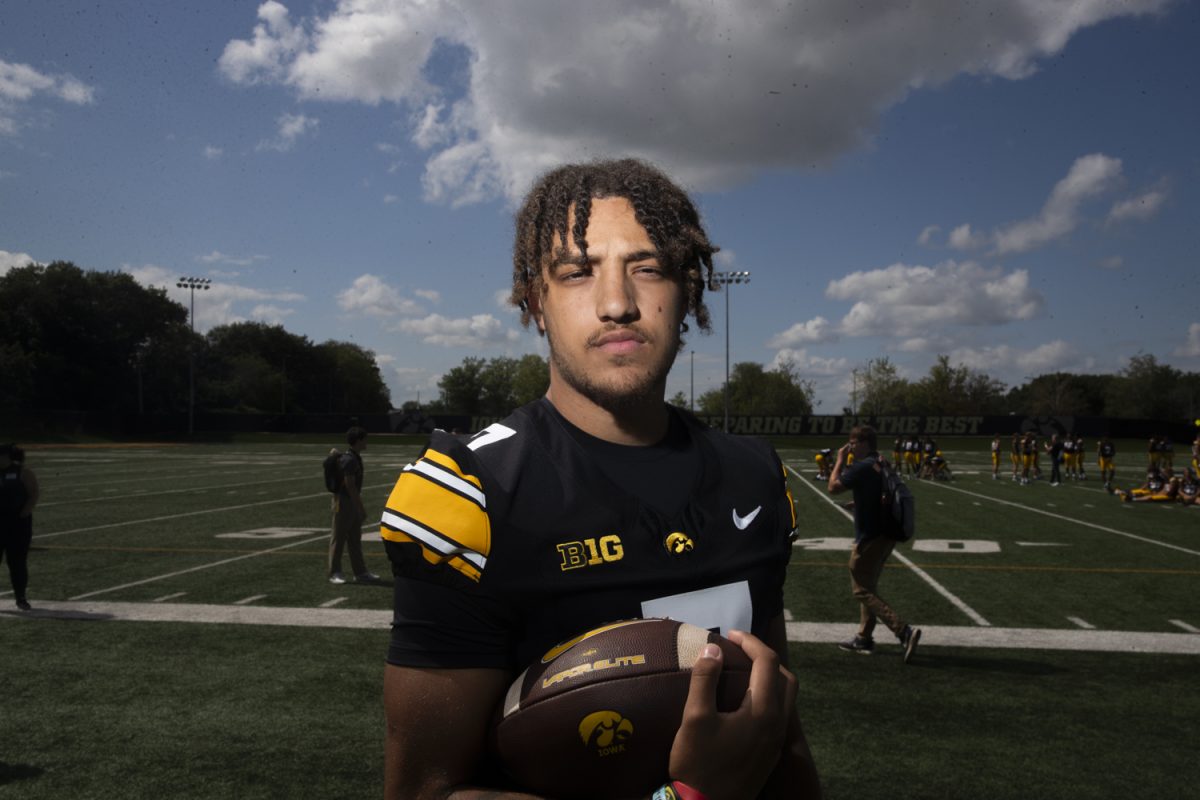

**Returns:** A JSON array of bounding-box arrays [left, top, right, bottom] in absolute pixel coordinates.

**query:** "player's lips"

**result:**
[[590, 328, 647, 354]]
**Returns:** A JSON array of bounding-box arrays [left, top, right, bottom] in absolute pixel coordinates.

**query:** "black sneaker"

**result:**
[[837, 635, 875, 655], [16, 598, 31, 611], [900, 625, 921, 664]]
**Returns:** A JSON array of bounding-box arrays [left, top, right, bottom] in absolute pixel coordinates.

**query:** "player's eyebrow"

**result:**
[[549, 247, 661, 268]]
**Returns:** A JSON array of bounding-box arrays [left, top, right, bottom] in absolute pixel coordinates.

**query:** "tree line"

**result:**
[[0, 262, 390, 415], [5, 261, 1196, 424]]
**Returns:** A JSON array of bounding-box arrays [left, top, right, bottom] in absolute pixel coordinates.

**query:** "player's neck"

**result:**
[[544, 383, 669, 446]]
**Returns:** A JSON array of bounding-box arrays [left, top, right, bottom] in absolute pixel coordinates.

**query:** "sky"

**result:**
[[3, 0, 1198, 413]]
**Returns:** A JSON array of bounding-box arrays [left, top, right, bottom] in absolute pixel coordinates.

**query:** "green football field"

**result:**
[[2, 438, 1197, 799]]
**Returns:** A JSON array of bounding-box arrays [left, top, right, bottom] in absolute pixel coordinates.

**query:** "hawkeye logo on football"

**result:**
[[557, 535, 624, 571], [578, 710, 633, 757]]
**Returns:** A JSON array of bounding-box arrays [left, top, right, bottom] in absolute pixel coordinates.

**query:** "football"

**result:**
[[493, 618, 752, 800]]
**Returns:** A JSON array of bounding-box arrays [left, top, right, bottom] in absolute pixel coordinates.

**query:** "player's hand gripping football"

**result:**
[[667, 629, 798, 800]]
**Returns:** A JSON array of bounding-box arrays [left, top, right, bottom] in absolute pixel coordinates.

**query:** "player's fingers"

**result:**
[[682, 642, 723, 719], [726, 630, 782, 715]]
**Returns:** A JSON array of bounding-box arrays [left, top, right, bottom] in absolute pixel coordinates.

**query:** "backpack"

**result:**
[[878, 458, 916, 542], [322, 448, 344, 493]]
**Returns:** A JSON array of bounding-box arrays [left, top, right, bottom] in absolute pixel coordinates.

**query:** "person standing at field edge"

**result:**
[[828, 424, 921, 662], [328, 426, 378, 585], [1, 444, 39, 610]]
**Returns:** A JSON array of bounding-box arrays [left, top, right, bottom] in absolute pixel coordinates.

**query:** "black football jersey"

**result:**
[[381, 398, 796, 671]]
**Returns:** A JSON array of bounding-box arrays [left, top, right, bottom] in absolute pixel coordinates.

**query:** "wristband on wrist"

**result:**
[[651, 784, 681, 800], [671, 780, 710, 800]]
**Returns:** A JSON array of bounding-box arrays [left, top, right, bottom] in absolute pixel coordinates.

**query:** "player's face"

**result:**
[[533, 197, 685, 413]]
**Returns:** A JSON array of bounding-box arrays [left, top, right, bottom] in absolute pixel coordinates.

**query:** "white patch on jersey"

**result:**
[[640, 581, 752, 635], [466, 423, 517, 452]]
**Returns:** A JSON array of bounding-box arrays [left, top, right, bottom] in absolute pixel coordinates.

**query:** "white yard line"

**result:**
[[1067, 616, 1096, 629], [4, 601, 1197, 654], [66, 535, 329, 600], [921, 481, 1200, 557], [234, 595, 268, 605], [1169, 619, 1200, 634], [152, 592, 188, 603], [38, 473, 314, 507], [34, 482, 395, 540], [785, 465, 992, 627]]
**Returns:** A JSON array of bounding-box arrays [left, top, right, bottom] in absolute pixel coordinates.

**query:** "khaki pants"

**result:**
[[849, 535, 905, 640], [329, 498, 368, 577]]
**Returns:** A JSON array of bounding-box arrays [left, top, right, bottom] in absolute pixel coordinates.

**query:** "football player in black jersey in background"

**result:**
[[381, 160, 820, 799]]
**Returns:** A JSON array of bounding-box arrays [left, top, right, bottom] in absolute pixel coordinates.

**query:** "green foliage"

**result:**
[[697, 358, 815, 416], [435, 354, 549, 415], [0, 261, 188, 412]]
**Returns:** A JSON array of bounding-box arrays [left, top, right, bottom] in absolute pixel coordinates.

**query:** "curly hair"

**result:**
[[510, 158, 718, 333]]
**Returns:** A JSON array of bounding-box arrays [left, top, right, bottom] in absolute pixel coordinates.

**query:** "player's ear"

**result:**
[[527, 292, 545, 334]]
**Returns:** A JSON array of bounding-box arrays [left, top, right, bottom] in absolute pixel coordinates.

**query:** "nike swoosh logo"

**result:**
[[731, 506, 762, 530]]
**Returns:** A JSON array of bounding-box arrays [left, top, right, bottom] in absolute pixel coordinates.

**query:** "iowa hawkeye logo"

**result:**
[[578, 710, 633, 757]]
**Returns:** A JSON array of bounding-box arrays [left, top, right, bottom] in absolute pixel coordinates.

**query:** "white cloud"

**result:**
[[256, 112, 318, 152], [122, 264, 304, 330], [917, 225, 941, 246], [1097, 255, 1124, 270], [197, 250, 269, 267], [494, 288, 517, 311], [768, 316, 836, 348], [0, 58, 96, 135], [770, 348, 849, 378], [1176, 323, 1200, 358], [946, 340, 1085, 375], [947, 223, 987, 251], [337, 274, 424, 317], [1, 249, 38, 275], [414, 288, 441, 303], [249, 304, 295, 325], [826, 260, 1043, 338], [203, 145, 224, 160], [993, 153, 1123, 254], [383, 194, 400, 204], [1107, 187, 1167, 224], [393, 313, 520, 347], [220, 0, 1170, 205]]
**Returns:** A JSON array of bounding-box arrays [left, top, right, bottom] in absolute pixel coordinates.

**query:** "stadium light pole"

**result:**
[[176, 277, 211, 435], [712, 270, 751, 432]]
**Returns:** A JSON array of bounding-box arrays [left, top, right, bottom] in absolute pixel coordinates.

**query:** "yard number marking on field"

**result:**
[[922, 481, 1200, 557], [786, 465, 992, 627]]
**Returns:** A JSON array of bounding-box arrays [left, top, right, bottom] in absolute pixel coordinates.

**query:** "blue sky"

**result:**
[[3, 0, 1197, 412]]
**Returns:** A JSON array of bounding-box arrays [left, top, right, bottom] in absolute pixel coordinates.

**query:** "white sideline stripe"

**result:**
[[36, 482, 396, 540], [921, 481, 1200, 557], [785, 465, 991, 627], [153, 592, 187, 603], [4, 602, 1199, 654], [1067, 616, 1096, 629], [783, 622, 1200, 655], [234, 595, 268, 605], [67, 535, 328, 600], [1169, 619, 1200, 634], [38, 472, 314, 507]]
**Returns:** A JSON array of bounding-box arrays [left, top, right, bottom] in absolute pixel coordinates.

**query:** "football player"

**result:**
[[1097, 437, 1117, 490], [990, 435, 1001, 480], [1115, 466, 1172, 503], [1192, 435, 1200, 472], [814, 448, 834, 481], [380, 160, 819, 800], [1178, 468, 1199, 506]]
